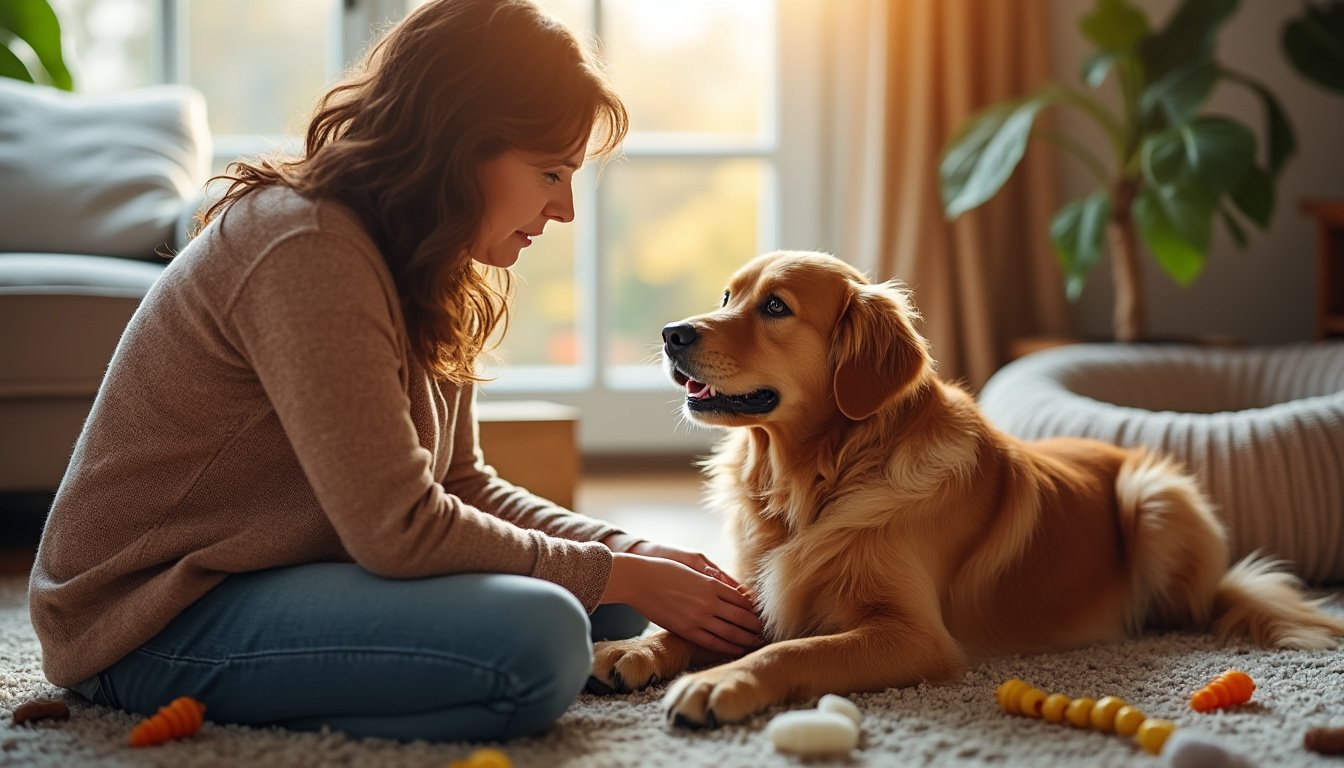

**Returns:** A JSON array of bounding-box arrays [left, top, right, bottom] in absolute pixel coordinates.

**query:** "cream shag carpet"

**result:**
[[3, 576, 1343, 768]]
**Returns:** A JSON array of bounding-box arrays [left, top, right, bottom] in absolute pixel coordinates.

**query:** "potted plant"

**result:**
[[0, 0, 72, 90], [1282, 0, 1344, 96], [939, 0, 1293, 343]]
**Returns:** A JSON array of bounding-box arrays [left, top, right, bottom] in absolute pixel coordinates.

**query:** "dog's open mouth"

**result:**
[[672, 369, 779, 415]]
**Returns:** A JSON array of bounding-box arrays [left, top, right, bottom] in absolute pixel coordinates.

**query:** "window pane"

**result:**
[[50, 0, 156, 93], [183, 0, 337, 136], [603, 0, 773, 136], [489, 211, 581, 369], [603, 158, 763, 368]]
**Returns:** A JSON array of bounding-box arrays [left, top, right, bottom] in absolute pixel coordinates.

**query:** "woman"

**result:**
[[28, 0, 762, 742]]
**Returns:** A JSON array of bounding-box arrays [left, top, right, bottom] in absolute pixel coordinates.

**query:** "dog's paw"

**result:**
[[588, 638, 667, 695], [662, 666, 771, 728]]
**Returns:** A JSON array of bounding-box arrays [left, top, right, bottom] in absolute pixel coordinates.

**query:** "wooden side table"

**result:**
[[477, 400, 580, 509], [1300, 199, 1344, 340]]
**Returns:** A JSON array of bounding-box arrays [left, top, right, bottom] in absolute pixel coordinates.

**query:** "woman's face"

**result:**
[[470, 142, 586, 269]]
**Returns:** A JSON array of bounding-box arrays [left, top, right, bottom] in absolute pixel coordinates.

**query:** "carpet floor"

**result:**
[[2, 575, 1342, 767]]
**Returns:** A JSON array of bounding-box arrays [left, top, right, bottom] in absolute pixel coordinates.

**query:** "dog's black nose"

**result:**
[[661, 322, 698, 350]]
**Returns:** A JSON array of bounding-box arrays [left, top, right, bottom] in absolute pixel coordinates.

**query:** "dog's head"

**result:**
[[662, 250, 932, 428]]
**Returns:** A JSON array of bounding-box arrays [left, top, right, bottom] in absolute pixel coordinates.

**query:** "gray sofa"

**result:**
[[0, 79, 211, 493]]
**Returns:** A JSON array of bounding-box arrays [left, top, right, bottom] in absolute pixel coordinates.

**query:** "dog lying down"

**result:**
[[588, 250, 1344, 728]]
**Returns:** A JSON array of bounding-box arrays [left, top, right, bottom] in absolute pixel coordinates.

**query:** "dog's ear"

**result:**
[[831, 281, 932, 421]]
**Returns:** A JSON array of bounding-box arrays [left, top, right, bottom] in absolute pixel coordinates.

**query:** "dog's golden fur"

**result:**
[[590, 250, 1344, 727]]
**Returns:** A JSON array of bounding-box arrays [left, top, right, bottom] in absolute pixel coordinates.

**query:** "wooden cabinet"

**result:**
[[477, 400, 580, 509], [1300, 199, 1344, 340]]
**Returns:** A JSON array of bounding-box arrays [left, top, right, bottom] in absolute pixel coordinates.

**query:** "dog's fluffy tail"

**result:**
[[1119, 451, 1344, 649], [1212, 554, 1344, 650]]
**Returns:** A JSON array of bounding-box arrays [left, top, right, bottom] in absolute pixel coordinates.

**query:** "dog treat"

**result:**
[[129, 696, 206, 747], [448, 747, 512, 768], [1305, 726, 1344, 755], [766, 709, 859, 755], [817, 693, 862, 726], [12, 698, 70, 725], [997, 679, 1176, 754], [1190, 669, 1255, 712], [1163, 729, 1255, 768]]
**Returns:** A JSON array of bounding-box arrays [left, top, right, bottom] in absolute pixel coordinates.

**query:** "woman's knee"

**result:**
[[496, 581, 593, 737]]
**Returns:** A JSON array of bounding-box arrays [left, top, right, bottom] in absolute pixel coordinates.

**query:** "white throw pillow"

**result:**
[[0, 79, 211, 259]]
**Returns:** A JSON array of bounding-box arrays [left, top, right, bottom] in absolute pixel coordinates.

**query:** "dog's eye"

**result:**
[[721, 290, 730, 308], [764, 295, 791, 317]]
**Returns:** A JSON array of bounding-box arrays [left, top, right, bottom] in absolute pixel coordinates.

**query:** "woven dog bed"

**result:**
[[979, 342, 1344, 584]]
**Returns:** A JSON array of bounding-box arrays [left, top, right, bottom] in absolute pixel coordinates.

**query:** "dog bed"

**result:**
[[978, 342, 1344, 584]]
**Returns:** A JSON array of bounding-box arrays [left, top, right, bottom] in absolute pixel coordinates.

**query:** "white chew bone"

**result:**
[[766, 710, 859, 755], [817, 694, 862, 725]]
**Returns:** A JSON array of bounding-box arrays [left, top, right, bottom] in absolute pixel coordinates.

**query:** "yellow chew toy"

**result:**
[[997, 678, 1176, 755], [447, 747, 512, 768]]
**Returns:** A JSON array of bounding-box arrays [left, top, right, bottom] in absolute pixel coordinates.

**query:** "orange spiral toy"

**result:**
[[1190, 669, 1255, 712], [129, 696, 207, 747]]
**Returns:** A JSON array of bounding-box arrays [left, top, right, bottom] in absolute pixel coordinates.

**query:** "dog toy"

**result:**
[[128, 696, 206, 747], [12, 698, 70, 725], [997, 679, 1176, 754], [1305, 726, 1344, 755], [1163, 729, 1255, 768], [1190, 669, 1255, 712], [766, 694, 862, 755], [448, 747, 512, 768]]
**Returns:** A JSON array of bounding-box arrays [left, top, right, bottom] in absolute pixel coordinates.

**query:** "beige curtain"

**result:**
[[827, 0, 1070, 389]]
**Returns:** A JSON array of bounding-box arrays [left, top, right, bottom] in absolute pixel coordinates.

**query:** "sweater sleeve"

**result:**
[[441, 384, 646, 553], [225, 229, 614, 609]]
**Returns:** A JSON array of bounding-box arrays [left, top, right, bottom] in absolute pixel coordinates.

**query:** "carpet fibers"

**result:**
[[3, 576, 1343, 767]]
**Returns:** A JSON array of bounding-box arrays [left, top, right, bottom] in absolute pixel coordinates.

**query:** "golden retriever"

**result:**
[[588, 250, 1344, 727]]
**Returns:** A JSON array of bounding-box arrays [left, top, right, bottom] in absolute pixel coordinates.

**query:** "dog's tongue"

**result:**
[[686, 379, 714, 400]]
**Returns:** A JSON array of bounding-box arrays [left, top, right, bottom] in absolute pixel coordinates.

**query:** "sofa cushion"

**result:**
[[0, 253, 163, 398], [0, 80, 211, 259]]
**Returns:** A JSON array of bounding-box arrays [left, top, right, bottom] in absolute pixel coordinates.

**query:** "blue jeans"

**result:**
[[69, 563, 647, 742]]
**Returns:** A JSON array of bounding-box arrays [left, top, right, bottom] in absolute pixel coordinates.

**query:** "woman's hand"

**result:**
[[600, 552, 763, 656], [625, 540, 742, 589]]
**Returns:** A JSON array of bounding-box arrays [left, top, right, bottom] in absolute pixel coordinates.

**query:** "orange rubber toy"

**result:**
[[1190, 669, 1255, 712], [129, 696, 207, 747]]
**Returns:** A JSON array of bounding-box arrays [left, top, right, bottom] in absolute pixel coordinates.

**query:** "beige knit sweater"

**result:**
[[29, 186, 635, 687]]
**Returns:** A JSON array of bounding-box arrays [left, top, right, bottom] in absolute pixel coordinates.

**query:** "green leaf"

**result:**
[[0, 0, 72, 90], [1219, 204, 1248, 247], [1081, 0, 1149, 51], [1230, 162, 1274, 228], [1141, 0, 1239, 83], [1140, 117, 1255, 195], [1080, 51, 1115, 88], [1282, 1, 1344, 94], [1050, 190, 1112, 301], [1140, 58, 1217, 127], [1134, 184, 1215, 285], [0, 42, 35, 83], [1222, 69, 1297, 176], [940, 92, 1058, 219]]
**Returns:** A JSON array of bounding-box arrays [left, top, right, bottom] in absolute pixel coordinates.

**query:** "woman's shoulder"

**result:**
[[222, 185, 373, 253]]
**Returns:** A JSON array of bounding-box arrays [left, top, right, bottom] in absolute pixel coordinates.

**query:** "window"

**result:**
[[52, 0, 827, 454]]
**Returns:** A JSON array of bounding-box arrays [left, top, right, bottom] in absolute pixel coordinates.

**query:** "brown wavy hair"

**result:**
[[200, 0, 627, 383]]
